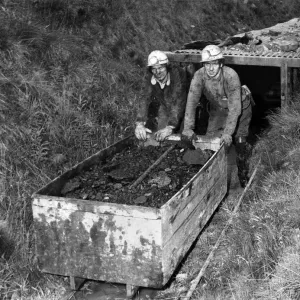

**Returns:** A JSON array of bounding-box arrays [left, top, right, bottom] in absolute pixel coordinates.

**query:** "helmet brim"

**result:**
[[200, 56, 223, 63]]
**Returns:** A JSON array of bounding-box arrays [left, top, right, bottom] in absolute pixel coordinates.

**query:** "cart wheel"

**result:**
[[126, 284, 139, 299]]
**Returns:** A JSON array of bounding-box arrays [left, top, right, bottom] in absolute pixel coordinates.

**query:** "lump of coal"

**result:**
[[107, 169, 135, 182], [61, 178, 81, 195], [134, 195, 147, 204], [102, 162, 120, 173], [148, 171, 171, 188], [143, 136, 160, 147], [183, 149, 210, 165]]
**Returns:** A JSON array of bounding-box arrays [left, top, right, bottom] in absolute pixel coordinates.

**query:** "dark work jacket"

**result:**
[[137, 66, 187, 131]]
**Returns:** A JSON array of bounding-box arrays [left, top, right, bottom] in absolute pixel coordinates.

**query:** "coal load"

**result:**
[[61, 144, 214, 208]]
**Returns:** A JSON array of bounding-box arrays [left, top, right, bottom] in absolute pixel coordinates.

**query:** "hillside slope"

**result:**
[[1, 0, 300, 299]]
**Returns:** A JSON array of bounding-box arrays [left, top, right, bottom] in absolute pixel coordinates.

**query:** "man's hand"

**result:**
[[155, 126, 174, 142], [182, 128, 195, 139], [220, 133, 232, 147], [135, 122, 152, 141]]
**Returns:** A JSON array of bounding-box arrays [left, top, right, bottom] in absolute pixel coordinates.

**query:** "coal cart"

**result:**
[[32, 135, 227, 298]]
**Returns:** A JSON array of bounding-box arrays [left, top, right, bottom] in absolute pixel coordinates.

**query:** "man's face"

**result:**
[[204, 60, 222, 78], [151, 64, 168, 81]]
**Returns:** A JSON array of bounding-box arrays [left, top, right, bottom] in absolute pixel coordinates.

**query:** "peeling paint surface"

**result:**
[[32, 137, 226, 289], [32, 136, 165, 287], [33, 202, 163, 287]]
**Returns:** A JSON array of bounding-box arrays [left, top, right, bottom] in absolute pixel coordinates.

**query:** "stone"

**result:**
[[82, 193, 89, 200], [134, 195, 147, 204], [148, 171, 171, 188], [61, 178, 81, 194], [143, 136, 160, 147], [269, 29, 281, 36], [114, 183, 123, 189], [95, 192, 103, 200], [273, 39, 299, 52], [182, 149, 208, 165], [255, 44, 270, 55], [102, 162, 120, 173], [107, 169, 135, 181], [176, 273, 188, 283]]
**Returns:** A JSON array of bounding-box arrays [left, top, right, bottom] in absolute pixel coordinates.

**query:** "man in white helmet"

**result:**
[[135, 50, 187, 141], [182, 45, 253, 187]]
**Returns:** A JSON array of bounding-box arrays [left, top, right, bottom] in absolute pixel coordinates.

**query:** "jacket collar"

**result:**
[[151, 72, 170, 89]]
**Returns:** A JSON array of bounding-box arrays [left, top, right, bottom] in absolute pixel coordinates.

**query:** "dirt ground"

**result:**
[[61, 143, 214, 208]]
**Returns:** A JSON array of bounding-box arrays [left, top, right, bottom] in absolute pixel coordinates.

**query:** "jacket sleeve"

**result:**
[[223, 69, 242, 136], [183, 70, 203, 130], [167, 67, 187, 128], [136, 73, 152, 124]]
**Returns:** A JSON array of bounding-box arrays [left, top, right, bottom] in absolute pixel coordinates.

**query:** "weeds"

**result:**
[[180, 101, 300, 299], [0, 0, 300, 299]]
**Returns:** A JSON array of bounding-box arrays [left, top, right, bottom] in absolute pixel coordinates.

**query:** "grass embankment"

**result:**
[[1, 0, 300, 299], [175, 101, 300, 300]]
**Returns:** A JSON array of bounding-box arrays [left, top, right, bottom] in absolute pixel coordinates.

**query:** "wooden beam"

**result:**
[[166, 50, 296, 108], [225, 55, 300, 67], [281, 62, 289, 108], [165, 52, 201, 64], [33, 195, 161, 219], [70, 276, 75, 290], [164, 51, 300, 67], [126, 284, 139, 299], [291, 68, 299, 97]]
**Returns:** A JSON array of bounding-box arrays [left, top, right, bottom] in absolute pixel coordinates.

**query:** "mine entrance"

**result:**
[[186, 64, 284, 138], [228, 64, 281, 135], [165, 49, 300, 138]]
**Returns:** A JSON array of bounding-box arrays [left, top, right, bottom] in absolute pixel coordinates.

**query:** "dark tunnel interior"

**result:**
[[230, 64, 281, 130]]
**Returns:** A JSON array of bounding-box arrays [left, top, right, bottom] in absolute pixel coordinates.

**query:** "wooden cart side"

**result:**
[[33, 195, 161, 219], [32, 196, 164, 288], [35, 136, 134, 197], [160, 145, 227, 283]]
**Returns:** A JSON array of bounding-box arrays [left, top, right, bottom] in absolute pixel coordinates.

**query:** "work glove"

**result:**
[[155, 126, 174, 142], [182, 128, 195, 139], [220, 133, 232, 147], [135, 122, 152, 141]]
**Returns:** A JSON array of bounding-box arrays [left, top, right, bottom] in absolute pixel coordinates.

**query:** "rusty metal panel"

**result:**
[[33, 197, 163, 288]]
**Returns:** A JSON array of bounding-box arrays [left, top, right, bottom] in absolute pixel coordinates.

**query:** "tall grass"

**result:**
[[178, 100, 300, 299], [0, 0, 300, 299]]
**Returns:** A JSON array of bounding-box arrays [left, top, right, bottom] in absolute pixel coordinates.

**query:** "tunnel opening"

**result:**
[[229, 64, 281, 136]]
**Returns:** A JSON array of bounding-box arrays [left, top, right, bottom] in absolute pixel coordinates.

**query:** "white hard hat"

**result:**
[[201, 45, 223, 63], [147, 50, 169, 67]]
